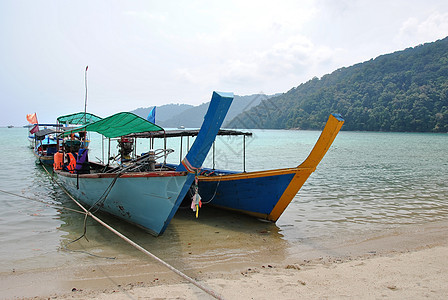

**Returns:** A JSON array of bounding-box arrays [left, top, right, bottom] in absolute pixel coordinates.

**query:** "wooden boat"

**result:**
[[30, 113, 102, 165], [144, 114, 343, 221], [33, 128, 60, 165], [53, 91, 233, 236], [56, 112, 103, 150], [26, 123, 61, 149], [131, 114, 344, 222], [197, 114, 344, 221]]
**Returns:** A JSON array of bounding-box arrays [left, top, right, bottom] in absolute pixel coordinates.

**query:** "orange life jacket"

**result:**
[[53, 152, 63, 170], [66, 153, 77, 174]]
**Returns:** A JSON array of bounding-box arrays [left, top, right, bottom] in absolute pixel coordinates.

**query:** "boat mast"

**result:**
[[84, 65, 88, 124]]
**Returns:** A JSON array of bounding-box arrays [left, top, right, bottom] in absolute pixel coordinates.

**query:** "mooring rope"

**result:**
[[0, 188, 84, 215], [201, 175, 223, 204], [0, 187, 115, 259], [40, 165, 224, 300]]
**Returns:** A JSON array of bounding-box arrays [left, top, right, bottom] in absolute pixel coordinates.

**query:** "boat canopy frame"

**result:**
[[57, 112, 103, 125], [125, 129, 253, 172], [61, 112, 164, 139]]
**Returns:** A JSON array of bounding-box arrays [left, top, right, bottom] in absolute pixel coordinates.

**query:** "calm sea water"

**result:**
[[0, 127, 447, 272]]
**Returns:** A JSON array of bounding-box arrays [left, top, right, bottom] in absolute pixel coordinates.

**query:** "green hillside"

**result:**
[[228, 37, 448, 132]]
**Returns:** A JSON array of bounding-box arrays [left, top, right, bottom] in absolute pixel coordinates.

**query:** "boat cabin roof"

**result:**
[[125, 129, 252, 139], [62, 112, 164, 138], [57, 112, 102, 125], [34, 128, 59, 138]]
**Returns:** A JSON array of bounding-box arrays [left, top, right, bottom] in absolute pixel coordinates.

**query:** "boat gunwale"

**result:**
[[55, 170, 188, 179], [198, 166, 314, 181]]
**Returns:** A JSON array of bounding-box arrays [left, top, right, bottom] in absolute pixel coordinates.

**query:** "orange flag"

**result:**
[[26, 113, 38, 124]]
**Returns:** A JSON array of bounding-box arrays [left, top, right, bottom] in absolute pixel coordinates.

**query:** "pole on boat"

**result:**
[[212, 141, 215, 170], [243, 135, 246, 173], [163, 131, 167, 165], [107, 138, 111, 165], [102, 136, 105, 164], [84, 65, 88, 124], [179, 136, 183, 164]]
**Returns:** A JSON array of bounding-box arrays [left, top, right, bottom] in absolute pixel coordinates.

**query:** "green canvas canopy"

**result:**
[[57, 112, 103, 125], [62, 112, 164, 138]]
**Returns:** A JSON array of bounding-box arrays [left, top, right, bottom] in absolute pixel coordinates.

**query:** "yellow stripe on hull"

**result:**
[[199, 168, 299, 182], [198, 114, 344, 222], [268, 114, 344, 221]]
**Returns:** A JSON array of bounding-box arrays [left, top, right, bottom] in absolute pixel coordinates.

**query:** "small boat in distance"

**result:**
[[52, 91, 233, 236]]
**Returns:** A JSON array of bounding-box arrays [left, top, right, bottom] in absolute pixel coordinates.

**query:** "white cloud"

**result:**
[[2, 0, 448, 125], [399, 11, 448, 45], [123, 11, 166, 22]]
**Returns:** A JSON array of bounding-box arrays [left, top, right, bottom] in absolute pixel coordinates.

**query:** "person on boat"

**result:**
[[75, 148, 90, 174], [64, 152, 77, 173]]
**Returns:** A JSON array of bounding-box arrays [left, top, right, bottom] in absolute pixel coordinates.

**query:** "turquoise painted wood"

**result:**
[[57, 173, 188, 236], [54, 91, 234, 236]]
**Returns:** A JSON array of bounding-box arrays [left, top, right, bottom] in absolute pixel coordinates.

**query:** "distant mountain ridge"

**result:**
[[131, 104, 193, 124], [131, 94, 277, 128], [229, 37, 448, 132]]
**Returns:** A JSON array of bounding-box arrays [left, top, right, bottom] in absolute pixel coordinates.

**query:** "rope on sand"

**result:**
[[40, 165, 225, 300]]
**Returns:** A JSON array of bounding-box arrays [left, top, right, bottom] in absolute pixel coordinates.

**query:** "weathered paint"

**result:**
[[54, 91, 234, 236], [56, 171, 189, 236]]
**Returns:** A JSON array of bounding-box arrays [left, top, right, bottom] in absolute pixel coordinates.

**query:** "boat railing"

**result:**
[[106, 148, 175, 173]]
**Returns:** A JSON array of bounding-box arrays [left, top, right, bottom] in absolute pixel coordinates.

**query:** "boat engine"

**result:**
[[118, 137, 134, 161]]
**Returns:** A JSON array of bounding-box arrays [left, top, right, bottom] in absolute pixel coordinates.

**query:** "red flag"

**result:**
[[26, 113, 38, 124], [30, 124, 39, 134], [86, 65, 88, 71]]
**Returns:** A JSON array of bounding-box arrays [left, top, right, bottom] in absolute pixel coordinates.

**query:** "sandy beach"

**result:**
[[2, 219, 448, 300], [84, 244, 448, 300]]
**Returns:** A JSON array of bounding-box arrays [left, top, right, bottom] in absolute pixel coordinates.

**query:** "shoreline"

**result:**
[[2, 220, 448, 299]]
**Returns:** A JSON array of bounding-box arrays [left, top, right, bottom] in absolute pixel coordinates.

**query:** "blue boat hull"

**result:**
[[196, 114, 345, 221], [56, 171, 189, 236], [198, 168, 300, 219]]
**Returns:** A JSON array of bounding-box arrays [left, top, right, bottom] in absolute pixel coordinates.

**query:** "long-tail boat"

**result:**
[[128, 113, 344, 222], [53, 91, 233, 236], [30, 113, 102, 165], [197, 114, 344, 221]]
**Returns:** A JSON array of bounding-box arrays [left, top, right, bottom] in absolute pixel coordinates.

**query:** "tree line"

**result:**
[[228, 36, 448, 132]]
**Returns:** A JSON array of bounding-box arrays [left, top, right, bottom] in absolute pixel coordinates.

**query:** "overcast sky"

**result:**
[[2, 0, 448, 126]]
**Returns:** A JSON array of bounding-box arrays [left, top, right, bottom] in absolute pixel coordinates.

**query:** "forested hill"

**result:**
[[228, 37, 448, 132]]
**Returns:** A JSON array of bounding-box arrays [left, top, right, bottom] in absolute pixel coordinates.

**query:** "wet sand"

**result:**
[[2, 210, 448, 299]]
